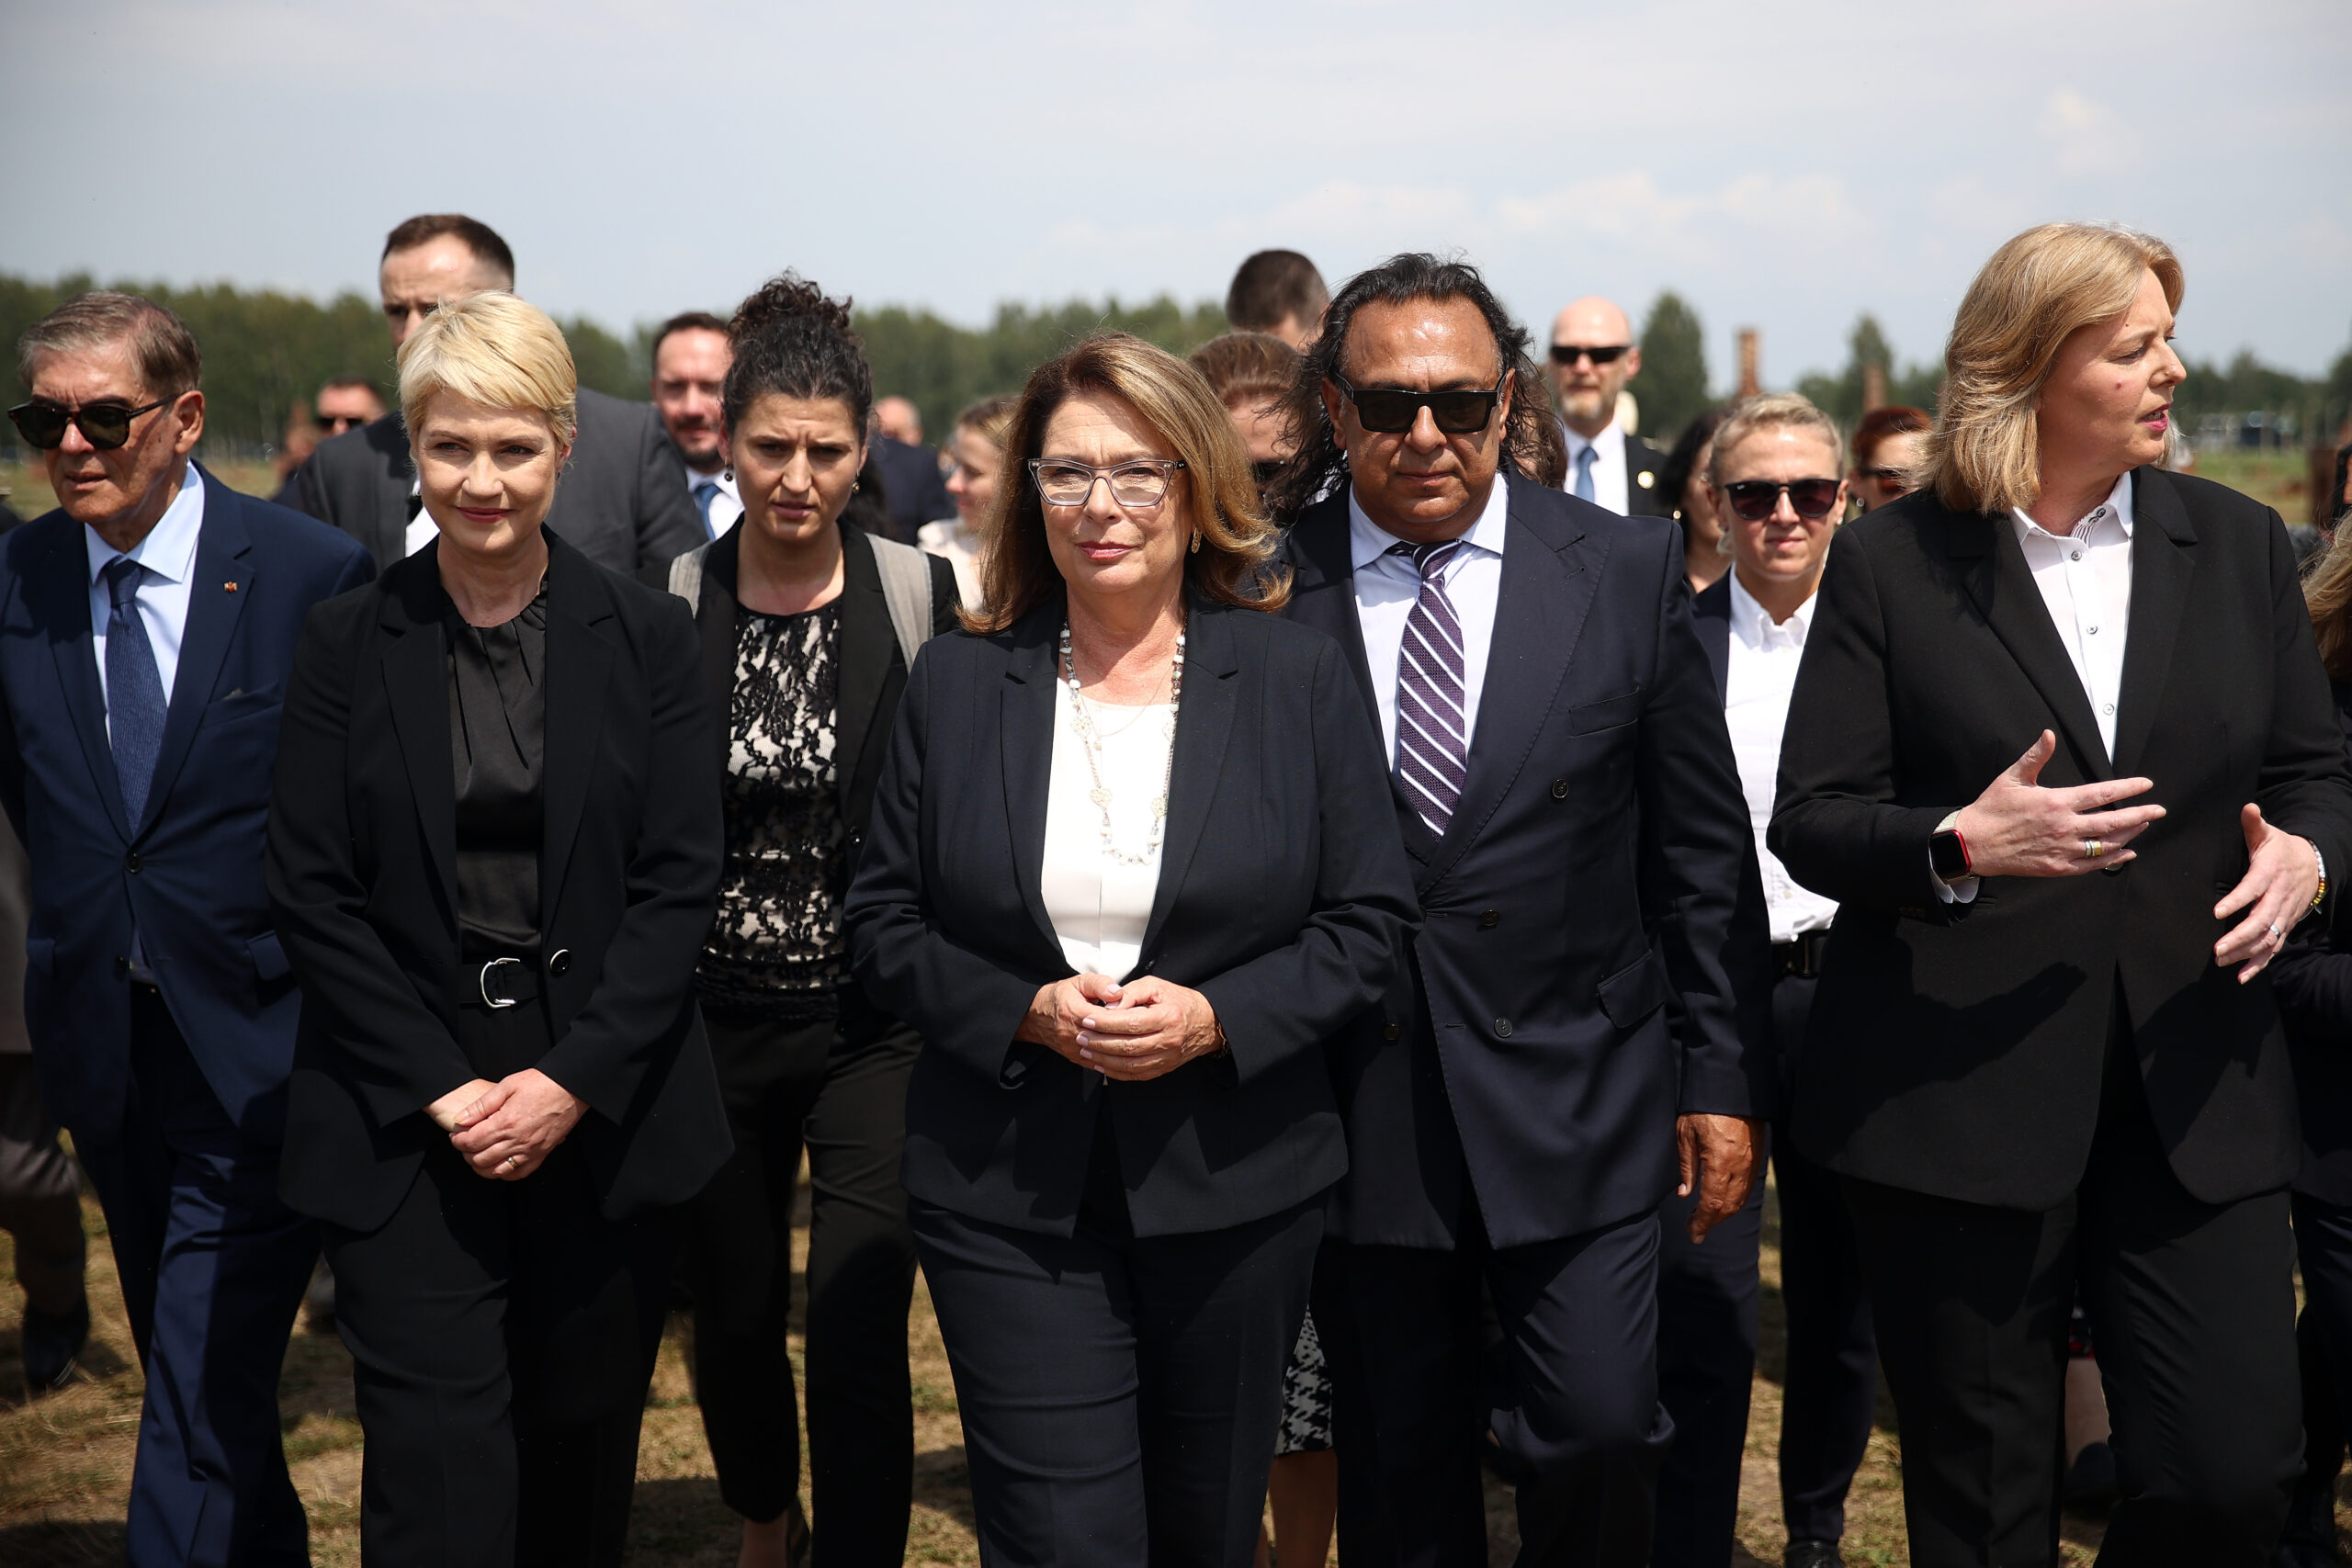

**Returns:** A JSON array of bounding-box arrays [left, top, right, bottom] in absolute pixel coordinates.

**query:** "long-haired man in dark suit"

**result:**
[[1268, 254, 1774, 1568]]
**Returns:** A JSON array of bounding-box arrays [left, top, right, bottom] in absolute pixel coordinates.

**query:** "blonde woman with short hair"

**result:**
[[267, 290, 730, 1568], [1769, 223, 2352, 1566]]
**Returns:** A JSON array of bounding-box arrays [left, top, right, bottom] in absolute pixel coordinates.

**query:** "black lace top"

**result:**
[[695, 601, 845, 1020]]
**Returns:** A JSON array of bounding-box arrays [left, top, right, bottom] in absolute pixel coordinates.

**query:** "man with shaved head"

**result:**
[[1549, 296, 1670, 518]]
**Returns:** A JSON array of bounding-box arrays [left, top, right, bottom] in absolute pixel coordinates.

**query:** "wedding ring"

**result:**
[[2085, 839, 2104, 860], [502, 1155, 520, 1171], [2268, 922, 2283, 941]]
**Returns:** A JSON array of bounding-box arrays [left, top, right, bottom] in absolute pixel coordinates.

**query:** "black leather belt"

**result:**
[[1774, 931, 1830, 980], [466, 955, 542, 1010]]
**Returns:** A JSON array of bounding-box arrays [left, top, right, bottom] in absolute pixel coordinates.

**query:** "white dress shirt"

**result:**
[[1559, 420, 1630, 515], [686, 463, 743, 539], [1936, 473, 2138, 903], [2013, 473, 2134, 760], [404, 476, 435, 558], [1724, 575, 1839, 942], [86, 467, 205, 726], [1349, 476, 1510, 766], [1040, 682, 1175, 982]]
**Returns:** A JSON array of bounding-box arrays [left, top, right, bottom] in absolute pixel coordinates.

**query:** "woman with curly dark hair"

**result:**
[[658, 274, 958, 1568]]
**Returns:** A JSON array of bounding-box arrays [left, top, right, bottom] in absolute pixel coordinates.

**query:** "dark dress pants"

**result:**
[[71, 987, 315, 1568], [1651, 1141, 1764, 1568], [323, 996, 681, 1568], [913, 1190, 1323, 1566], [682, 990, 919, 1562], [1842, 1019, 2301, 1568], [1769, 971, 1880, 1551], [1318, 1200, 1670, 1568], [2278, 1192, 2352, 1556]]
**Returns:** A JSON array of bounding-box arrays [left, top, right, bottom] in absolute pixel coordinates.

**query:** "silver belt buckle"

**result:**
[[479, 956, 523, 1010]]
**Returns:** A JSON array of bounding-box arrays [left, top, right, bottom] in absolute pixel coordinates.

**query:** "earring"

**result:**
[[852, 481, 861, 494], [1190, 531, 1202, 554], [722, 468, 733, 481]]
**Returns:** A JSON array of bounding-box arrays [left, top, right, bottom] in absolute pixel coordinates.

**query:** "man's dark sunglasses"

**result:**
[[1723, 478, 1842, 522], [8, 398, 168, 452], [315, 412, 370, 434], [1549, 344, 1631, 367], [1334, 377, 1505, 435]]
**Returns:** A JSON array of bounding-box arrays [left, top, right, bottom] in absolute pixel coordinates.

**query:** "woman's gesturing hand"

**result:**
[[2213, 803, 2322, 983], [447, 1067, 589, 1180], [1951, 730, 2165, 879]]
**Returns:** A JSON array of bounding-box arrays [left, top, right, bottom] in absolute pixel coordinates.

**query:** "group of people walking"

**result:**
[[4, 207, 2350, 1568]]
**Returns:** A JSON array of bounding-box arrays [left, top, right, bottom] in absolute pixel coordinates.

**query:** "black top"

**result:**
[[2267, 679, 2352, 1205], [1769, 467, 2352, 1211], [698, 600, 845, 1019], [447, 591, 547, 954]]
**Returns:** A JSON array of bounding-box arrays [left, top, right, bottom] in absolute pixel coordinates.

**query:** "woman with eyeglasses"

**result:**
[[1849, 404, 1931, 514], [919, 395, 1015, 611], [845, 333, 1418, 1562]]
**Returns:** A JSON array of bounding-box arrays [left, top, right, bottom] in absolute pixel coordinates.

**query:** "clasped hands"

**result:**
[[424, 1067, 588, 1180], [1021, 973, 1226, 1082], [1953, 729, 2318, 981]]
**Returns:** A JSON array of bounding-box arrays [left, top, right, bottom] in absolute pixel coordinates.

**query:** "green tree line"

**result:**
[[5, 272, 2346, 460]]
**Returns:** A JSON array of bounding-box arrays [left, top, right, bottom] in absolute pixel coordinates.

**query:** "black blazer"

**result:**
[[2266, 680, 2352, 1205], [1626, 431, 1670, 517], [266, 531, 730, 1232], [1282, 482, 1773, 1250], [663, 522, 958, 881], [842, 595, 1419, 1239], [1769, 468, 2352, 1210], [293, 390, 708, 576], [1691, 571, 1732, 698]]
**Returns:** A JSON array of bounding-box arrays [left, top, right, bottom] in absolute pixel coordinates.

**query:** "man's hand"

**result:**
[[2214, 803, 2321, 983], [447, 1067, 588, 1180], [1951, 731, 2165, 879], [1677, 1112, 1764, 1244]]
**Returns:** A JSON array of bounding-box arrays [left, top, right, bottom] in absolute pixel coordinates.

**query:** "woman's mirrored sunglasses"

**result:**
[[1723, 478, 1843, 522], [1333, 378, 1504, 436], [8, 398, 168, 451]]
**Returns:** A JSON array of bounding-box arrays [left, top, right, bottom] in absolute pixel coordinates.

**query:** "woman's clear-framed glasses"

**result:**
[[1027, 457, 1187, 509]]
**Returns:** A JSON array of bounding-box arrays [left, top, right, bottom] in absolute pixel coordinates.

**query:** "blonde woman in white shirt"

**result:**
[[917, 395, 1014, 610]]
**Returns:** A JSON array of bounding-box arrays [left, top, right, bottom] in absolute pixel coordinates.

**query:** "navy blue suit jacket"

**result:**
[[1282, 480, 1773, 1249], [0, 465, 374, 1141]]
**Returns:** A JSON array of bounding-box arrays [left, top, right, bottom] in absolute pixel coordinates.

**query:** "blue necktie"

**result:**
[[104, 558, 167, 829], [693, 479, 720, 536], [1573, 446, 1597, 503]]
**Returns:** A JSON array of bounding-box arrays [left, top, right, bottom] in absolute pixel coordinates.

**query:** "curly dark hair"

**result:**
[[725, 273, 892, 536], [1261, 253, 1566, 525]]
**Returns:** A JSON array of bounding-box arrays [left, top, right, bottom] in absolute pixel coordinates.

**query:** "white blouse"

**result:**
[[1040, 680, 1176, 982]]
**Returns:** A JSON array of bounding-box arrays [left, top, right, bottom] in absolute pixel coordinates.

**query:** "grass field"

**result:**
[[0, 1166, 2145, 1568]]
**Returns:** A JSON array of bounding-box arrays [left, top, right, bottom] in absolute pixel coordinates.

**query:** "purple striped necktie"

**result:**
[[1392, 538, 1469, 834]]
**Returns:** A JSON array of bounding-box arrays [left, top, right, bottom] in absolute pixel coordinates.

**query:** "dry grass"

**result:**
[[0, 1167, 2140, 1568]]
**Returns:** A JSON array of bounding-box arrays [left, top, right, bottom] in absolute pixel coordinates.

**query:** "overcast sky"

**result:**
[[6, 0, 2348, 388]]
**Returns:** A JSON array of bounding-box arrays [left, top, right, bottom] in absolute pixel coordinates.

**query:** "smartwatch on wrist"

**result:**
[[1929, 811, 1973, 883]]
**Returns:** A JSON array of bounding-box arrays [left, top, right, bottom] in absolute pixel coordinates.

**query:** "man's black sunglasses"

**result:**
[[8, 399, 168, 452], [1549, 344, 1631, 367], [315, 412, 370, 434], [1723, 478, 1842, 522], [1333, 377, 1506, 435]]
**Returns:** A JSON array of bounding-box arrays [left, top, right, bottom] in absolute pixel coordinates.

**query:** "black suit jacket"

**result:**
[[292, 389, 707, 576], [2263, 680, 2352, 1205], [1692, 572, 1732, 697], [1282, 482, 1773, 1249], [843, 596, 1419, 1239], [667, 522, 958, 879], [266, 531, 730, 1231], [871, 436, 953, 546], [1559, 422, 1670, 517], [1769, 468, 2352, 1210]]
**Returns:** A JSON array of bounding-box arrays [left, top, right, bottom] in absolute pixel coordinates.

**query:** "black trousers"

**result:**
[[1318, 1206, 1669, 1568], [1772, 1125, 1878, 1549], [2280, 1191, 2352, 1554], [325, 998, 681, 1568], [914, 1194, 1322, 1566], [1844, 1021, 2301, 1568], [681, 991, 919, 1562], [1651, 1143, 1763, 1568]]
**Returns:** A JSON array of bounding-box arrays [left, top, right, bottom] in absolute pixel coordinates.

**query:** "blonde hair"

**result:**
[[2305, 527, 2352, 682], [953, 394, 1017, 451], [398, 290, 578, 450], [1924, 222, 2182, 516], [1708, 391, 1845, 488], [967, 333, 1291, 634]]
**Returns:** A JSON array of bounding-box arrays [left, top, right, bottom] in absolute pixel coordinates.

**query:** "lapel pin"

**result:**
[[224, 581, 239, 592]]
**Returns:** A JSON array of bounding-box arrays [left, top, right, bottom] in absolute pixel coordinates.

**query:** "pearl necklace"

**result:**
[[1060, 620, 1184, 866]]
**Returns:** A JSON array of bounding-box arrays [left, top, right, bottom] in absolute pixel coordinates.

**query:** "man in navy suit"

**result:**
[[1, 293, 373, 1564], [1272, 254, 1772, 1567]]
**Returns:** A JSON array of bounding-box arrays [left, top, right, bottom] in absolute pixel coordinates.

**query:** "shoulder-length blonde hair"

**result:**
[[2305, 527, 2352, 682], [1922, 222, 2182, 517], [398, 290, 578, 451], [965, 333, 1291, 634]]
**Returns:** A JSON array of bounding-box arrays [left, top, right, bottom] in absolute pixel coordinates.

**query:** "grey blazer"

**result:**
[[291, 388, 707, 576]]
